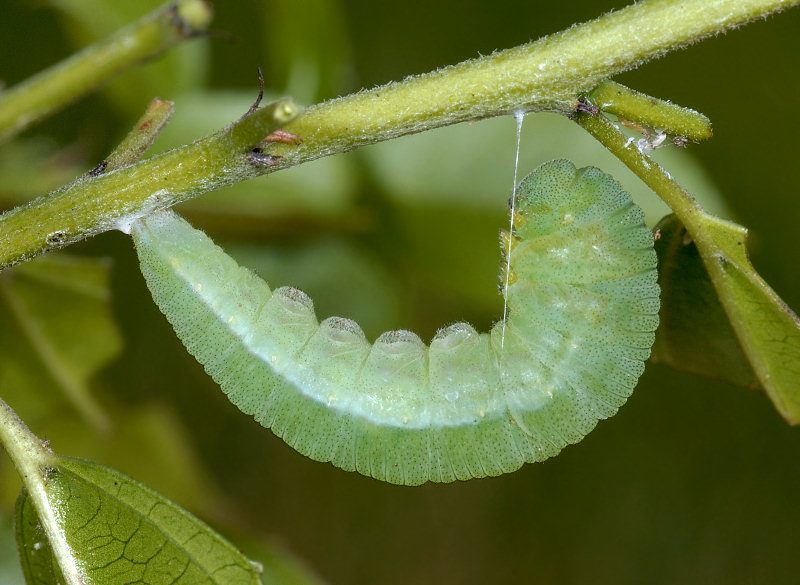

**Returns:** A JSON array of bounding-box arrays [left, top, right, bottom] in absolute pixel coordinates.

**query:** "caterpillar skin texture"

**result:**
[[132, 159, 660, 485]]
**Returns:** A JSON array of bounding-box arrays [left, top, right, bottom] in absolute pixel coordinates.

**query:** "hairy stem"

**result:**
[[586, 81, 713, 142], [0, 98, 299, 268], [0, 0, 796, 269], [104, 97, 176, 170], [265, 0, 797, 167], [0, 0, 212, 143], [573, 111, 707, 234]]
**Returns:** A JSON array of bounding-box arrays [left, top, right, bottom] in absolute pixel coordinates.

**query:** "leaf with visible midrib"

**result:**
[[653, 213, 800, 424], [651, 214, 759, 387], [16, 457, 263, 585]]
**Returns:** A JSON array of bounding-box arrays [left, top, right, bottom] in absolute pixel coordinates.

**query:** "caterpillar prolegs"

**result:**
[[131, 159, 660, 485]]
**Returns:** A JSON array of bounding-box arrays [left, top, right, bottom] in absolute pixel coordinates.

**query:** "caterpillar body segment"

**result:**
[[132, 159, 659, 485]]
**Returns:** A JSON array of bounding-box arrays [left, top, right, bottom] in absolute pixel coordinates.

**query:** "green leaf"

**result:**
[[2, 509, 28, 585], [15, 490, 59, 585], [651, 214, 759, 387], [15, 484, 326, 585], [2, 396, 319, 585], [43, 457, 263, 585], [0, 254, 121, 432], [693, 214, 800, 424]]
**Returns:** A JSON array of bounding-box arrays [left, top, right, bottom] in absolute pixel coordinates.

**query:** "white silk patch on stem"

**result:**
[[110, 189, 172, 234], [501, 110, 525, 349]]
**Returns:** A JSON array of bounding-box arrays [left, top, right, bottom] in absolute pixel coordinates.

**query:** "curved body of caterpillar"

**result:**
[[131, 159, 659, 485]]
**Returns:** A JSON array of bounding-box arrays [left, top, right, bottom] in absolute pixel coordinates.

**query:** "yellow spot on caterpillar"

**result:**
[[401, 415, 409, 425], [193, 282, 203, 293], [327, 393, 336, 406], [512, 209, 527, 229], [499, 230, 520, 286], [270, 354, 278, 363], [500, 265, 518, 287], [499, 230, 520, 255], [563, 212, 574, 225], [478, 408, 486, 418]]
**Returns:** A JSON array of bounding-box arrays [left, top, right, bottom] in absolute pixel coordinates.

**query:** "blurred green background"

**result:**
[[1, 0, 799, 584]]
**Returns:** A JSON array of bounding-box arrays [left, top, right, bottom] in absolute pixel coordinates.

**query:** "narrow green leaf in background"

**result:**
[[0, 0, 212, 143], [44, 0, 211, 116], [0, 254, 122, 432], [262, 0, 353, 103]]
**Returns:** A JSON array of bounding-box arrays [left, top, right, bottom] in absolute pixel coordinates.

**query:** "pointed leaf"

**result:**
[[651, 214, 759, 387], [694, 214, 800, 423], [43, 457, 263, 585]]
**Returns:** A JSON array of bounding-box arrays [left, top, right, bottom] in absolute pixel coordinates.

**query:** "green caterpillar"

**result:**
[[131, 159, 659, 485]]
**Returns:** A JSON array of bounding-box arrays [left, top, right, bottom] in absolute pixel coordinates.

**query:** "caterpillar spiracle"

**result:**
[[131, 159, 660, 485]]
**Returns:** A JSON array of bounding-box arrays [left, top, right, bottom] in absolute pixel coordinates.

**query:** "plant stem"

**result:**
[[104, 97, 176, 170], [0, 0, 212, 143], [0, 0, 796, 269], [265, 0, 797, 167], [573, 111, 707, 235], [0, 98, 299, 269], [0, 396, 84, 585], [586, 81, 712, 142], [0, 397, 55, 479]]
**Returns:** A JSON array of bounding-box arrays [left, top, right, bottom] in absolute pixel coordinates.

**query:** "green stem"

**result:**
[[0, 0, 796, 269], [0, 396, 83, 585], [0, 0, 212, 143], [0, 98, 299, 269], [266, 0, 797, 166], [104, 97, 176, 170], [573, 111, 707, 235], [586, 81, 713, 142]]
